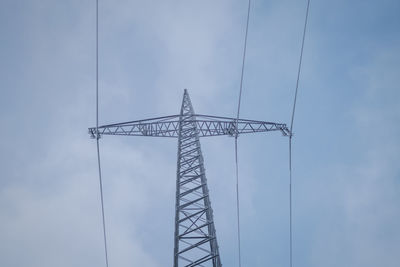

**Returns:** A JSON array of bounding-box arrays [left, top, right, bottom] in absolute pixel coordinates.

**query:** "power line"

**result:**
[[95, 0, 109, 266], [236, 0, 252, 121], [235, 1, 252, 267], [289, 1, 311, 267], [234, 137, 242, 267], [290, 0, 311, 132]]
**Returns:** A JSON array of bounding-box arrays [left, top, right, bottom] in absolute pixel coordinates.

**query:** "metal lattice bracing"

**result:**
[[88, 89, 291, 267], [173, 90, 221, 267], [88, 115, 290, 139]]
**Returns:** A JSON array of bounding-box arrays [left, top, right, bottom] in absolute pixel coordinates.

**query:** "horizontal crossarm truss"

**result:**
[[89, 114, 290, 138]]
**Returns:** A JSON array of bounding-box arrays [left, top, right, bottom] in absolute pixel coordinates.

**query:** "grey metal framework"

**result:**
[[89, 89, 290, 267]]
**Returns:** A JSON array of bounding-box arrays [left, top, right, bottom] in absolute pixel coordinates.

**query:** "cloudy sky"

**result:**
[[0, 0, 399, 266]]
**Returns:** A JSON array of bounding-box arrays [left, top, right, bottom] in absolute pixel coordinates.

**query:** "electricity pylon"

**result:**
[[89, 89, 290, 267]]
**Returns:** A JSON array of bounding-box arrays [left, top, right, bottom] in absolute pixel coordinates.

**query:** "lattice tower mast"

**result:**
[[174, 90, 221, 266], [89, 89, 290, 267]]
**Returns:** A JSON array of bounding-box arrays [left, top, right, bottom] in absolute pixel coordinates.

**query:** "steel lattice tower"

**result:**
[[89, 89, 290, 267], [174, 90, 221, 266]]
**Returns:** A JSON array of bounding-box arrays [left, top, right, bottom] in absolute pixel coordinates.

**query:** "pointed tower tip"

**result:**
[[184, 88, 188, 94]]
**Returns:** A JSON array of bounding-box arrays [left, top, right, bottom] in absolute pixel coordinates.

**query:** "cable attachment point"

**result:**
[[89, 128, 102, 139], [227, 121, 238, 137]]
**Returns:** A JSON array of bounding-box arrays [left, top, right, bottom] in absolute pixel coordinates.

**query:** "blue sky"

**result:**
[[0, 0, 399, 266]]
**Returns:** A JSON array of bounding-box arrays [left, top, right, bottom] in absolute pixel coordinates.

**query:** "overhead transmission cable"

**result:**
[[289, 1, 311, 267], [235, 0, 252, 267], [95, 0, 110, 266]]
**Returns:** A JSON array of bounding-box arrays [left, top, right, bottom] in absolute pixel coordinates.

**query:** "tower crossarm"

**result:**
[[88, 114, 291, 138]]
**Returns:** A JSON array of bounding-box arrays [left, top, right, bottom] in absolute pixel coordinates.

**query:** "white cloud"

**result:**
[[1, 1, 399, 267], [309, 45, 400, 267]]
